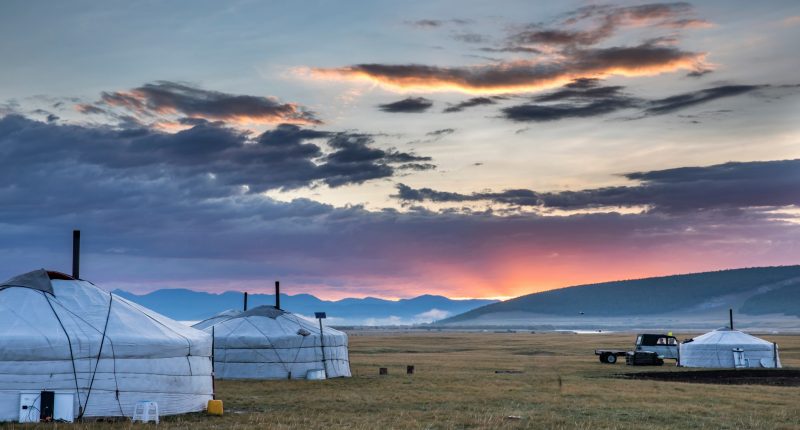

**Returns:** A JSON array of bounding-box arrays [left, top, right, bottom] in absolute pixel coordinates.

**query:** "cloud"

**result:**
[[0, 115, 432, 194], [501, 78, 641, 121], [307, 3, 713, 94], [453, 33, 489, 44], [443, 97, 497, 113], [644, 85, 764, 115], [406, 19, 471, 28], [686, 68, 713, 78], [479, 45, 542, 54], [0, 115, 798, 299], [558, 2, 707, 35], [781, 16, 800, 27], [378, 97, 433, 113], [76, 104, 106, 115], [502, 98, 638, 122], [479, 3, 708, 55], [81, 81, 321, 126], [308, 43, 706, 94], [408, 19, 443, 28], [395, 159, 800, 214], [499, 80, 779, 122], [426, 128, 455, 137]]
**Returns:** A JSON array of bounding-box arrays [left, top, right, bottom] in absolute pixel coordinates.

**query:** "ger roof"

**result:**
[[689, 328, 773, 345]]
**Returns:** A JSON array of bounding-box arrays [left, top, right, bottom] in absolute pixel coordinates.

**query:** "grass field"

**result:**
[[7, 332, 800, 429]]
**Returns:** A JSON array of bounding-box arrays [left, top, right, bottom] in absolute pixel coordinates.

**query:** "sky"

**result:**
[[1, 1, 799, 300]]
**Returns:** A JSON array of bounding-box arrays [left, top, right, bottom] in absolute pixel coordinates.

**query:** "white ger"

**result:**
[[0, 269, 213, 421], [679, 328, 781, 368], [194, 306, 351, 380]]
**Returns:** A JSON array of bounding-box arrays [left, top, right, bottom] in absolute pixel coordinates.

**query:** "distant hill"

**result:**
[[112, 289, 497, 325], [440, 266, 800, 326]]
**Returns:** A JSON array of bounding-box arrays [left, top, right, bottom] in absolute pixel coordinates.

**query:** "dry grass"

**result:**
[[6, 332, 800, 429]]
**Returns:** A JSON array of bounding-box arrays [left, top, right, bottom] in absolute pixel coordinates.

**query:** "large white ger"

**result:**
[[0, 269, 213, 421], [679, 328, 781, 368], [194, 306, 351, 380]]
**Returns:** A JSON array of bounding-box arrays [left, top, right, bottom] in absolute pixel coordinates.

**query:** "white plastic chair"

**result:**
[[132, 401, 159, 424]]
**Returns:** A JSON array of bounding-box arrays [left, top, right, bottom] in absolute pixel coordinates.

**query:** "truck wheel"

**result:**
[[606, 354, 617, 364]]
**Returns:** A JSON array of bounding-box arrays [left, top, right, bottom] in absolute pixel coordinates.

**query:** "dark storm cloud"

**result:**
[[378, 97, 434, 113], [0, 115, 431, 193], [84, 81, 321, 125], [395, 159, 800, 214], [443, 97, 496, 113]]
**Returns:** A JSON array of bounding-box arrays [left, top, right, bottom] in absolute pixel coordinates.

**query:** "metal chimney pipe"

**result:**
[[72, 230, 81, 279], [729, 308, 734, 330], [243, 292, 248, 311], [275, 281, 281, 309]]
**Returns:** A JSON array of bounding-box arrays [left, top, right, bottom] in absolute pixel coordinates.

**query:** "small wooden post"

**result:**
[[406, 365, 415, 375], [379, 367, 388, 375]]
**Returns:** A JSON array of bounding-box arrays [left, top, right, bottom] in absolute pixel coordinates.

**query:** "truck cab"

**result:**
[[635, 334, 678, 360]]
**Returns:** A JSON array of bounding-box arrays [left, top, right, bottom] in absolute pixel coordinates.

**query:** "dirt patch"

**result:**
[[621, 369, 800, 387]]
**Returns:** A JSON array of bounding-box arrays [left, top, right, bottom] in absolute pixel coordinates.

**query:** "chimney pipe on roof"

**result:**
[[275, 281, 280, 309], [729, 308, 734, 330], [72, 230, 80, 279], [243, 292, 248, 311]]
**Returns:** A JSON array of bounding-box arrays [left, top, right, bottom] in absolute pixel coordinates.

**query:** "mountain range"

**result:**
[[112, 288, 497, 326], [439, 265, 800, 330]]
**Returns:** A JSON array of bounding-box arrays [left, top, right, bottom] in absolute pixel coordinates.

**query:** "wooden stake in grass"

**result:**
[[380, 367, 388, 375]]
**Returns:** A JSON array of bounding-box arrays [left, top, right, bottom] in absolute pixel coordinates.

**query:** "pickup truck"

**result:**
[[595, 333, 679, 365]]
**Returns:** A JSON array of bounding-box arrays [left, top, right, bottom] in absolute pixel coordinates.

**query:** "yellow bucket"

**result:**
[[207, 399, 224, 416]]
